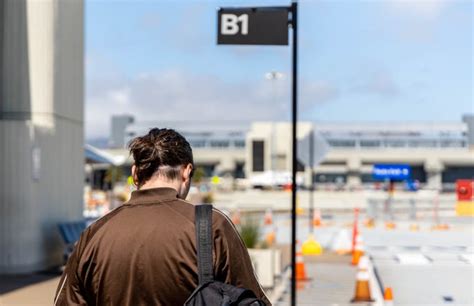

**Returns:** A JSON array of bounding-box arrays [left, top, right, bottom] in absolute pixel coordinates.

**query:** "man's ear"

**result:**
[[183, 163, 193, 181], [131, 164, 138, 186]]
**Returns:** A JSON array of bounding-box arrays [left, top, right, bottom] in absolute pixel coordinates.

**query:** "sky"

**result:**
[[85, 0, 473, 139]]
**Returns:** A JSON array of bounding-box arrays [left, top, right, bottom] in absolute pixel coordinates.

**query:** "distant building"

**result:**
[[103, 115, 474, 190], [462, 114, 474, 148], [106, 117, 249, 177], [245, 122, 313, 178], [308, 121, 473, 189], [316, 122, 469, 149], [109, 114, 134, 148], [244, 121, 474, 190]]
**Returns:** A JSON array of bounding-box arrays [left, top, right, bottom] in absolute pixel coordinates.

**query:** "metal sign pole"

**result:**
[[216, 4, 298, 304], [309, 130, 314, 234], [290, 1, 298, 305]]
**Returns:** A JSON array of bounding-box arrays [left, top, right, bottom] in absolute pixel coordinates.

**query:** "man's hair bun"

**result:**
[[128, 128, 193, 187]]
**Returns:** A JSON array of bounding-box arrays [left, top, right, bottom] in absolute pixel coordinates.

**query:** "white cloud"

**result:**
[[386, 0, 451, 20], [303, 81, 339, 104], [85, 52, 125, 80], [382, 0, 455, 42], [85, 70, 338, 139], [350, 70, 400, 97], [107, 87, 131, 105]]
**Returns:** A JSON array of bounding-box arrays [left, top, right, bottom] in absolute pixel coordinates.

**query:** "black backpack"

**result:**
[[184, 205, 266, 306]]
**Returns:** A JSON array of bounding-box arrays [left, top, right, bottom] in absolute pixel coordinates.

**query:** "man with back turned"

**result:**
[[54, 128, 271, 305]]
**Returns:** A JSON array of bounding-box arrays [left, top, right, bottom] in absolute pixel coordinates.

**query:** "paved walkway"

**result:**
[[0, 255, 358, 306], [0, 276, 59, 306], [369, 240, 474, 306], [275, 254, 361, 306], [375, 263, 473, 306]]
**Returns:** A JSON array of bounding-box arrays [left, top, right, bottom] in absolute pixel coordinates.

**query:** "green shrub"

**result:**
[[239, 218, 260, 249], [104, 166, 124, 184], [201, 193, 214, 204], [192, 167, 206, 184]]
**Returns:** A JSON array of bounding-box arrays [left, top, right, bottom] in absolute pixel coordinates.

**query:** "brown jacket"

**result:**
[[54, 187, 271, 305]]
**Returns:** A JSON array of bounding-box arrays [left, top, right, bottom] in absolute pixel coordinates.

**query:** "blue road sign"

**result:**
[[373, 164, 411, 181]]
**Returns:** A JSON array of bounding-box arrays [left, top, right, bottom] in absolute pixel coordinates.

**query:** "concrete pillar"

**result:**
[[0, 0, 84, 273], [347, 157, 362, 188], [424, 159, 444, 191]]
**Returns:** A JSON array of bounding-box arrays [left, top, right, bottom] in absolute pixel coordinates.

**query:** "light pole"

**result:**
[[265, 71, 284, 82], [265, 71, 284, 109], [265, 71, 285, 173]]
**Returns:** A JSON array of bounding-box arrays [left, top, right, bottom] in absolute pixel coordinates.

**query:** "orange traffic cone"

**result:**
[[364, 218, 375, 229], [351, 208, 360, 252], [385, 221, 396, 230], [351, 233, 365, 266], [351, 256, 374, 303], [432, 223, 450, 231], [384, 287, 394, 306], [312, 209, 322, 227], [265, 228, 276, 246], [296, 195, 304, 215], [439, 223, 450, 230], [295, 252, 308, 281], [231, 209, 241, 225], [264, 208, 273, 225]]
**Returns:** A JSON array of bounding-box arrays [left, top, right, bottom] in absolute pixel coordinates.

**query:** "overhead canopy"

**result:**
[[85, 144, 126, 166]]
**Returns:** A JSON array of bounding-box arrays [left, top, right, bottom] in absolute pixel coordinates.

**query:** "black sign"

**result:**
[[217, 8, 289, 45]]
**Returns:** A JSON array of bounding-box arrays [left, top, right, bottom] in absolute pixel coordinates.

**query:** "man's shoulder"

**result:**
[[82, 205, 128, 240], [211, 207, 233, 226], [210, 207, 242, 240], [170, 201, 236, 230]]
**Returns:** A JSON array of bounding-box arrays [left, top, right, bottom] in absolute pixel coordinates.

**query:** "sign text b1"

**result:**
[[217, 7, 289, 46]]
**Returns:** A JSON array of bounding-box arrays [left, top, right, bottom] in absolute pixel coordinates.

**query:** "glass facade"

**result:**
[[252, 140, 265, 172], [318, 124, 468, 150]]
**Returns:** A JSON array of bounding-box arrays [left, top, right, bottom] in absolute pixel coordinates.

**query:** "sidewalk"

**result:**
[[0, 276, 59, 306], [2, 255, 356, 306], [275, 254, 359, 306]]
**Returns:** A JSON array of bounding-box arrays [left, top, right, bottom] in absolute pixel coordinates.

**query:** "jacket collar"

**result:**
[[128, 187, 178, 203]]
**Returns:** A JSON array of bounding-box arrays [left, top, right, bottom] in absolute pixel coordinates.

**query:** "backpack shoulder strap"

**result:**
[[195, 204, 214, 285]]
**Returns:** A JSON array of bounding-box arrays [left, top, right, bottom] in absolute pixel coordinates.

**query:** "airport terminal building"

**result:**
[[96, 114, 474, 190], [307, 117, 473, 189]]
